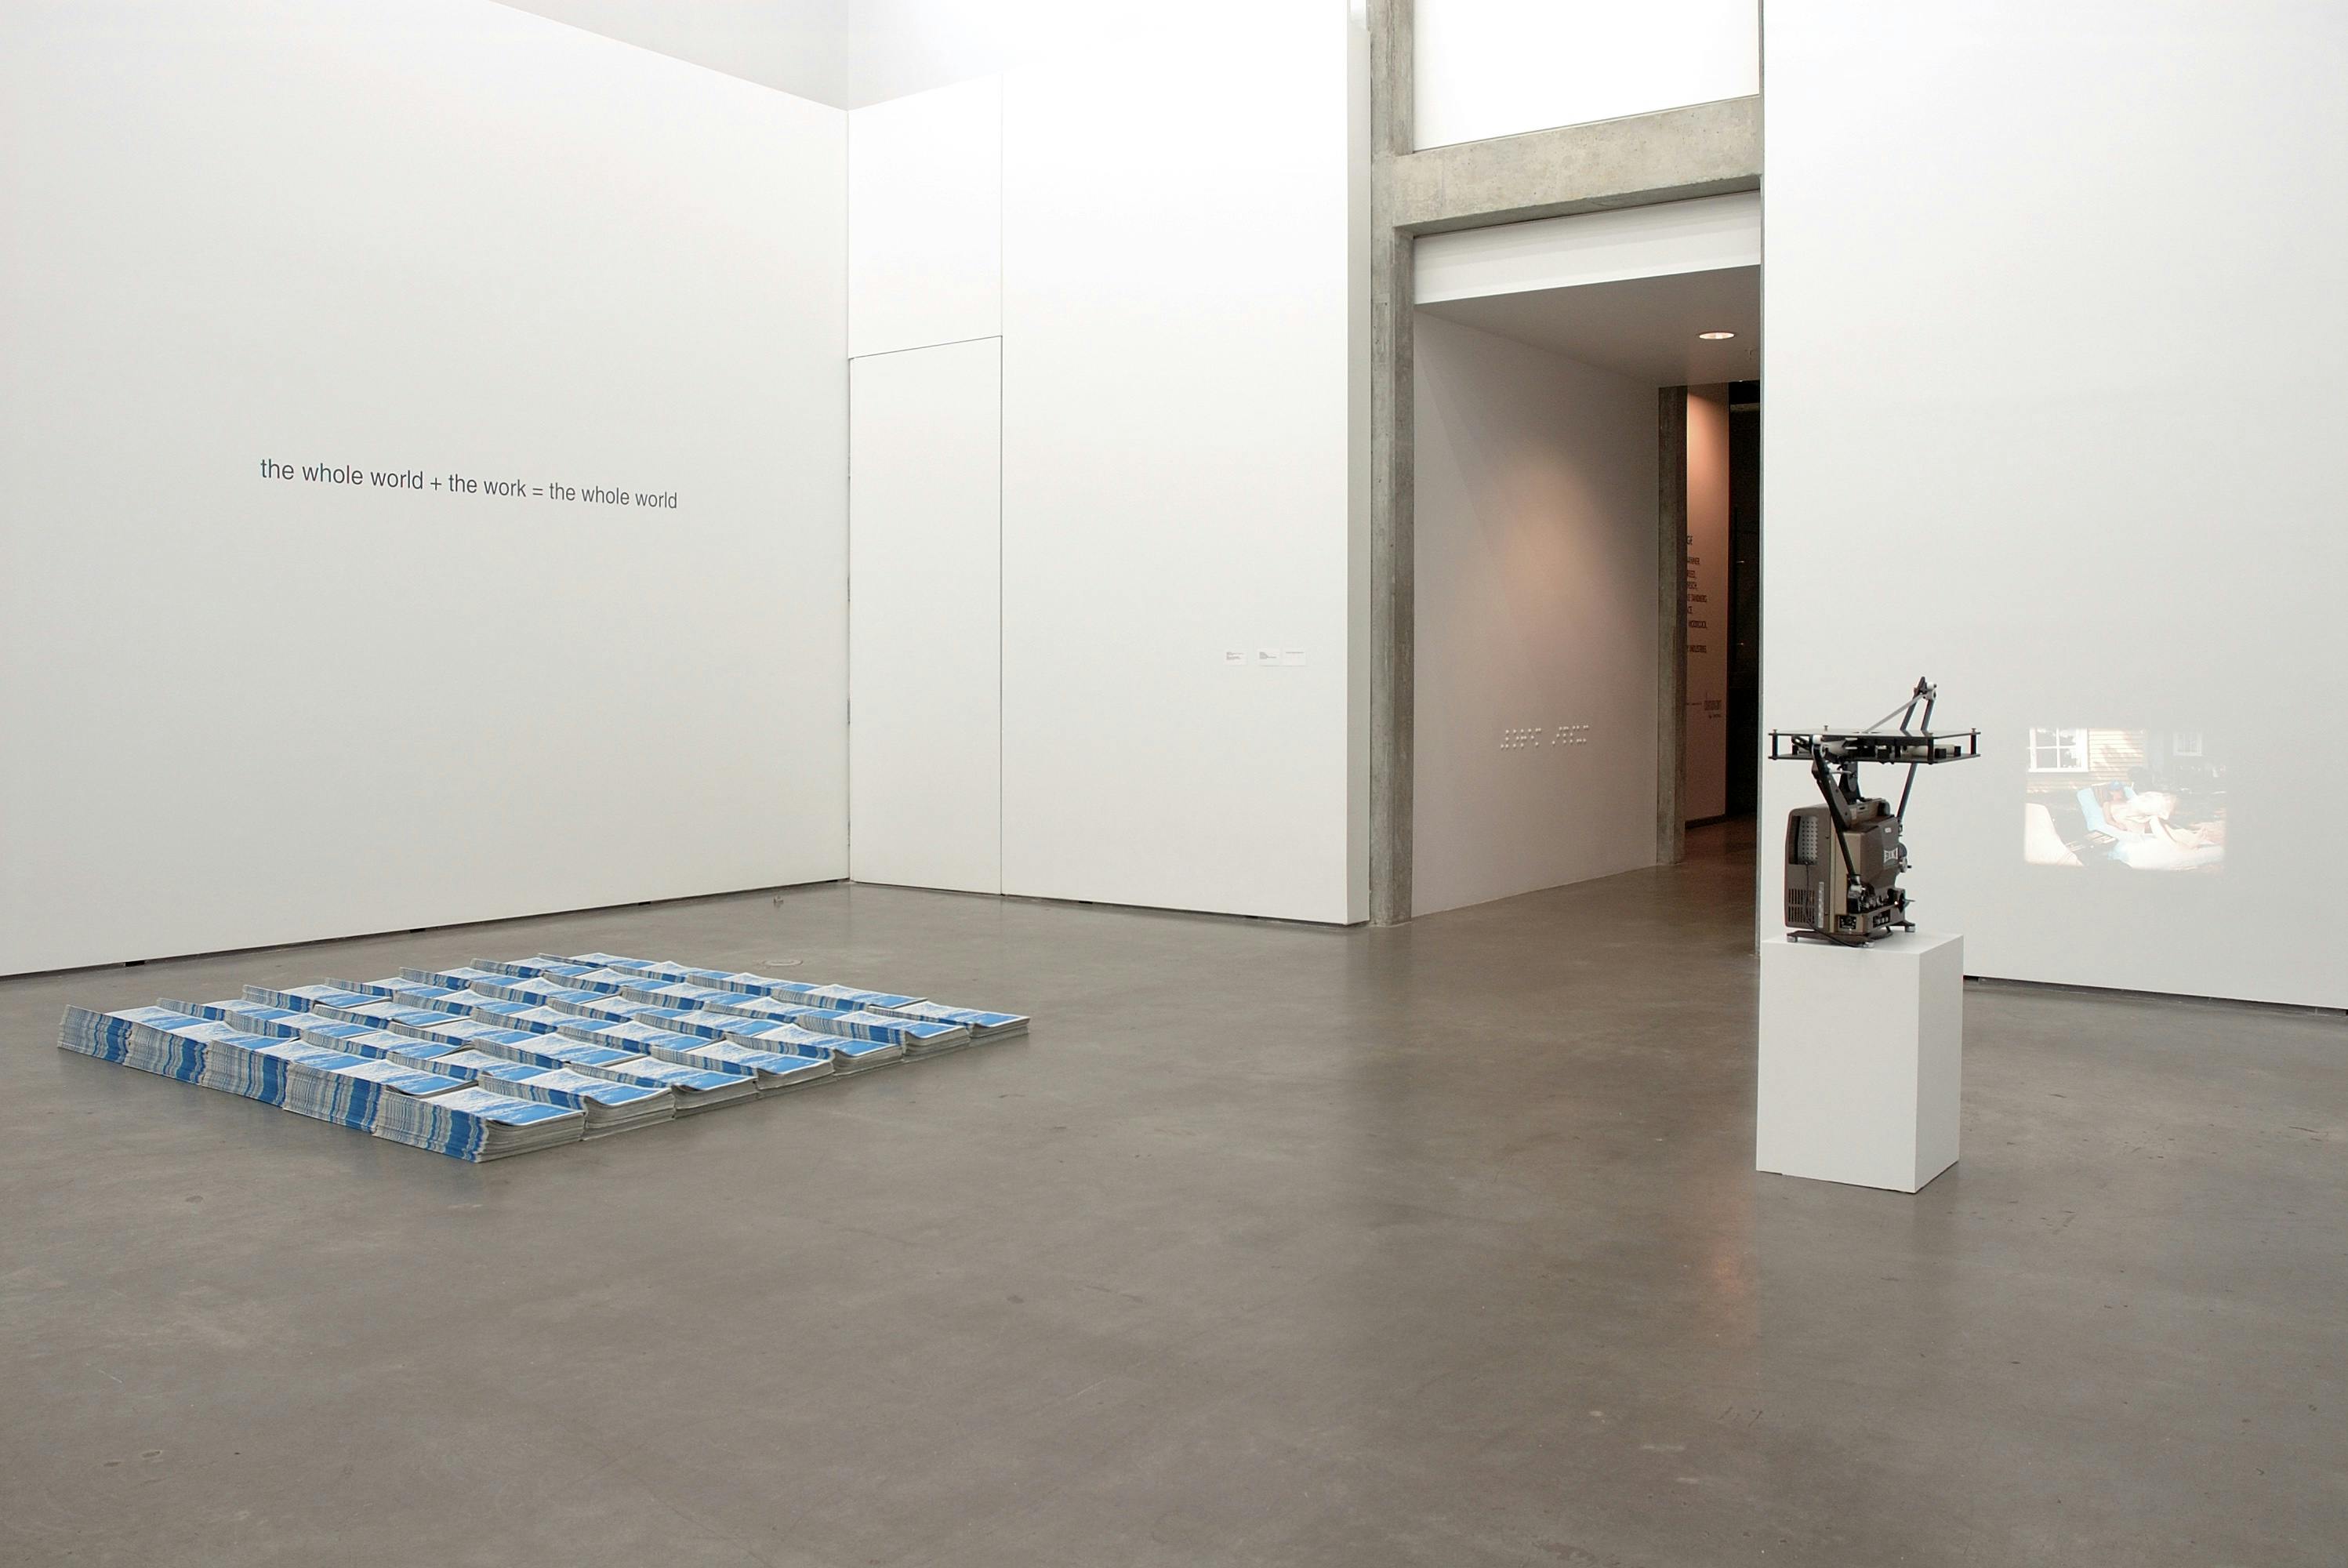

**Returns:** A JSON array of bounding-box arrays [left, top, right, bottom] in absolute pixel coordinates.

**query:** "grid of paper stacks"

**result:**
[[56, 953, 1027, 1161]]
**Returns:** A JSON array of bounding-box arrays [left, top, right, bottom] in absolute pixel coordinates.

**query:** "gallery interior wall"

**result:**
[[1410, 313, 1661, 917], [847, 6, 1367, 924], [847, 74, 1001, 358], [1413, 0, 1759, 151], [0, 0, 849, 975], [1761, 0, 2348, 1007], [1000, 5, 1363, 924]]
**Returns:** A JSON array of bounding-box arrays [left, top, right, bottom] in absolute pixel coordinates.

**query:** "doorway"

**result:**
[[1406, 244, 1760, 916], [1681, 378, 1762, 831]]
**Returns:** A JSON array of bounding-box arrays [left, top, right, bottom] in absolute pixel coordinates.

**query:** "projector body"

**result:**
[[1769, 680, 1978, 946], [1783, 797, 1909, 942]]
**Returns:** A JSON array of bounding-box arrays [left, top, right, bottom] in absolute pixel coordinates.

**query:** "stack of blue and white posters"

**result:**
[[556, 1016, 708, 1053], [877, 1000, 1031, 1040], [686, 970, 1015, 1043], [290, 1057, 472, 1131], [684, 969, 916, 1013], [555, 995, 665, 1025], [451, 996, 536, 1028], [625, 1007, 765, 1044], [310, 1027, 450, 1065], [612, 978, 739, 1008], [404, 1047, 537, 1083], [371, 991, 470, 1019], [192, 1025, 299, 1103], [738, 1020, 905, 1074], [548, 1014, 815, 1088], [630, 1008, 859, 1069], [688, 992, 829, 1025], [528, 985, 609, 1013], [59, 1003, 584, 1160], [242, 982, 379, 1014], [801, 983, 925, 1011], [285, 1015, 392, 1053], [313, 997, 454, 1033], [385, 1013, 522, 1053], [259, 1041, 381, 1127], [185, 998, 307, 1036], [454, 974, 548, 1004], [370, 1084, 586, 1160], [98, 1009, 209, 1084], [476, 1066, 674, 1136], [439, 1024, 728, 1102], [633, 1032, 833, 1092], [458, 1032, 590, 1073], [601, 958, 715, 982], [153, 1004, 303, 1087], [793, 1008, 970, 1055], [343, 977, 466, 1007], [463, 973, 594, 1007], [400, 964, 513, 993], [550, 966, 641, 994], [57, 1007, 212, 1079], [478, 957, 595, 982], [549, 1044, 759, 1113], [488, 1003, 582, 1034]]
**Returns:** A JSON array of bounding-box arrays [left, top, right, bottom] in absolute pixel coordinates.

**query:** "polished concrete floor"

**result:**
[[3, 826, 2341, 1566]]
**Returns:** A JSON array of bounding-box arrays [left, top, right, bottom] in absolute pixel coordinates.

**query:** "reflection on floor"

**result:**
[[2, 830, 2339, 1566]]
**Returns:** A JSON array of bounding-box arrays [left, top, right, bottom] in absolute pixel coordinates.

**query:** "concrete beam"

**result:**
[[1388, 97, 1762, 236]]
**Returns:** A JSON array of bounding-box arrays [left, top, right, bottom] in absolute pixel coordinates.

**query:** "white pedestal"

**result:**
[[1755, 930, 1962, 1193]]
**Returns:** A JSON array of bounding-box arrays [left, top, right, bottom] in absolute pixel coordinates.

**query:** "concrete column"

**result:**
[[1367, 0, 1414, 926]]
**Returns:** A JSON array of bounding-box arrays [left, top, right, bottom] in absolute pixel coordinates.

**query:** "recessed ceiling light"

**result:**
[[1697, 330, 1737, 341]]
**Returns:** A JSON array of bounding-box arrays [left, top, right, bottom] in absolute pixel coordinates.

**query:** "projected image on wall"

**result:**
[[2022, 729, 2225, 872]]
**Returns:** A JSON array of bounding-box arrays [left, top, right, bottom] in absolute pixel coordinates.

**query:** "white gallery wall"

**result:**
[[847, 74, 1001, 358], [1414, 0, 1758, 150], [1763, 2, 2348, 1007], [1411, 314, 1660, 916], [845, 0, 1182, 108], [846, 6, 1367, 924], [1000, 5, 1365, 923], [0, 1, 848, 975], [846, 74, 1003, 898]]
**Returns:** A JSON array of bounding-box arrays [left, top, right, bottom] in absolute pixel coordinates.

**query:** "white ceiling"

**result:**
[[1417, 265, 1761, 387]]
